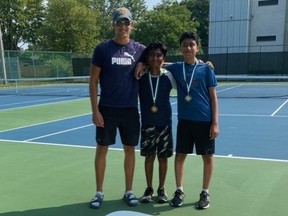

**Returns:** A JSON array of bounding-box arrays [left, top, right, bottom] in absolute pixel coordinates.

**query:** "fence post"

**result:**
[[0, 20, 7, 84]]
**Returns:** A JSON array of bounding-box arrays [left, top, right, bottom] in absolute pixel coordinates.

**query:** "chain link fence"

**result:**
[[1, 46, 288, 81], [0, 50, 73, 80]]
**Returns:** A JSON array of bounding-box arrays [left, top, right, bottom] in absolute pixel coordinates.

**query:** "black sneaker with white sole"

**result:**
[[141, 187, 154, 203], [157, 188, 168, 203], [196, 191, 210, 209], [170, 189, 184, 207]]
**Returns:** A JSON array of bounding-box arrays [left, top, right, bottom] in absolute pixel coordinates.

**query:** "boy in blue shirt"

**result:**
[[165, 32, 219, 209]]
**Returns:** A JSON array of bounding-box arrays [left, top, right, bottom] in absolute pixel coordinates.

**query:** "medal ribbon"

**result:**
[[182, 60, 198, 96], [149, 72, 160, 105]]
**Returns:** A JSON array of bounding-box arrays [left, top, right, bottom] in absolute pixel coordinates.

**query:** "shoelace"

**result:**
[[174, 191, 184, 199], [144, 188, 153, 196]]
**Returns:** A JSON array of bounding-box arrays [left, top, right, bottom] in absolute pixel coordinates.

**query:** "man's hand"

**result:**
[[134, 62, 146, 80], [206, 61, 214, 70]]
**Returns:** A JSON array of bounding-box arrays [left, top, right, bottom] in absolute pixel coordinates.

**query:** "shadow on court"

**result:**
[[0, 200, 185, 216]]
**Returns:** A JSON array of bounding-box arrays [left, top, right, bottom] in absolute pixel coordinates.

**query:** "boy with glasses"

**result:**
[[89, 7, 145, 209]]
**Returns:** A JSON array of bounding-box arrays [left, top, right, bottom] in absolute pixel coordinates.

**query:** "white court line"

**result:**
[[1, 139, 287, 163], [219, 113, 288, 118], [271, 99, 288, 116], [217, 84, 244, 92], [0, 97, 70, 108], [24, 124, 93, 141], [0, 113, 91, 133], [172, 113, 288, 118]]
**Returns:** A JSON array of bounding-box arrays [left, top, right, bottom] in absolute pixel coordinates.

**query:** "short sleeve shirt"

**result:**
[[91, 39, 145, 107]]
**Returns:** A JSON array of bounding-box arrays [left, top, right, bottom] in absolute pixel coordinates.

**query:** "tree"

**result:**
[[35, 0, 99, 54], [180, 0, 209, 48], [89, 0, 147, 41], [134, 2, 198, 54], [124, 0, 147, 21], [0, 0, 45, 50]]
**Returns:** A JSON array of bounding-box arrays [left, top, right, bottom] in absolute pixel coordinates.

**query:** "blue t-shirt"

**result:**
[[165, 62, 217, 122], [91, 39, 145, 107], [138, 69, 175, 126]]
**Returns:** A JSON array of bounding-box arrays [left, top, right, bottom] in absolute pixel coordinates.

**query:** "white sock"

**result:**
[[96, 191, 103, 196], [202, 189, 209, 194], [177, 186, 183, 192], [125, 190, 133, 195]]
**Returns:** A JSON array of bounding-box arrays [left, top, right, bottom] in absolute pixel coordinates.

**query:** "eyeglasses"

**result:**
[[114, 20, 131, 27]]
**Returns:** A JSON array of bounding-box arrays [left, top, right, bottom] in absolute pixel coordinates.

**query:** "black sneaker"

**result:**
[[141, 187, 154, 203], [170, 189, 184, 207], [196, 191, 210, 209], [157, 188, 168, 203]]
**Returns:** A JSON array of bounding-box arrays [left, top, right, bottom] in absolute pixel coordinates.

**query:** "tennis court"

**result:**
[[0, 79, 288, 216]]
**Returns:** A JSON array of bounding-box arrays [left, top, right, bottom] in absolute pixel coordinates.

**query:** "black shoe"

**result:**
[[140, 187, 154, 203], [196, 191, 210, 209], [157, 188, 168, 203], [170, 189, 184, 207]]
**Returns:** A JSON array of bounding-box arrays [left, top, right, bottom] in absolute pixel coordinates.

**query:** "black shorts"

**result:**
[[96, 106, 140, 146], [140, 125, 173, 159], [176, 119, 215, 155]]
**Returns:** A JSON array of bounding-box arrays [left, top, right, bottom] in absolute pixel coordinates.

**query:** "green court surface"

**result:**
[[0, 141, 287, 216]]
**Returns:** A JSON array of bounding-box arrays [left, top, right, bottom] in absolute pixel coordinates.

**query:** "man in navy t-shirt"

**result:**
[[89, 7, 145, 209]]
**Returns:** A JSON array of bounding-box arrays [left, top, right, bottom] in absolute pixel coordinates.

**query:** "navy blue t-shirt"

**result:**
[[91, 39, 145, 108], [139, 70, 174, 126]]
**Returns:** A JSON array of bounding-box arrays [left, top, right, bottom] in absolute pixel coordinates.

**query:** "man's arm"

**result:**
[[89, 64, 104, 127]]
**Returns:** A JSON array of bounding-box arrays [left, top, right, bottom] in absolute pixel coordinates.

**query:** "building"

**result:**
[[209, 0, 288, 53]]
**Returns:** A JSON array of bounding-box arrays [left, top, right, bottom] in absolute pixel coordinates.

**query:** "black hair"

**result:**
[[179, 32, 200, 46], [141, 41, 167, 64]]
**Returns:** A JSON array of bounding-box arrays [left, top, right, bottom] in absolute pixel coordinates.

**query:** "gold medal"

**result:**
[[151, 105, 158, 113], [185, 95, 192, 102], [148, 73, 160, 114]]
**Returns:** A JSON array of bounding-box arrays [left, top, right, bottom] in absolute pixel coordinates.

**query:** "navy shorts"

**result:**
[[140, 125, 173, 159], [96, 106, 140, 146], [176, 119, 215, 155]]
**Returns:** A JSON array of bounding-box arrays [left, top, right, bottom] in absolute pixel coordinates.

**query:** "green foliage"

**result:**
[[34, 0, 99, 54], [16, 51, 72, 78], [134, 3, 198, 54], [88, 0, 147, 41], [0, 0, 210, 54], [180, 0, 209, 47], [45, 55, 72, 77], [0, 0, 45, 50]]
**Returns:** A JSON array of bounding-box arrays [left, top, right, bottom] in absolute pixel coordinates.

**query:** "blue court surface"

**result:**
[[1, 92, 288, 162]]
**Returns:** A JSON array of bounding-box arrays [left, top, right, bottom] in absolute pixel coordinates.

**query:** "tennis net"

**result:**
[[0, 76, 90, 97], [216, 75, 288, 98], [1, 75, 287, 99]]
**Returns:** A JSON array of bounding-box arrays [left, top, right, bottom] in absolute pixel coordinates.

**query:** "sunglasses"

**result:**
[[114, 20, 132, 27]]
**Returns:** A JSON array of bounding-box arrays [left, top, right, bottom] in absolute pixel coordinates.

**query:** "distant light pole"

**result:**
[[0, 19, 7, 84]]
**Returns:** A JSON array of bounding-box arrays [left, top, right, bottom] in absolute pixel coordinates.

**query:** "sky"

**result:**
[[145, 0, 162, 10]]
